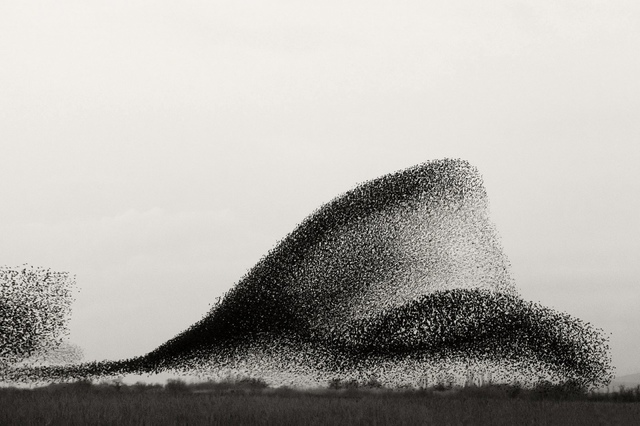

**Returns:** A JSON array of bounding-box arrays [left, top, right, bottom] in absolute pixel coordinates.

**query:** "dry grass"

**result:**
[[1, 380, 640, 425]]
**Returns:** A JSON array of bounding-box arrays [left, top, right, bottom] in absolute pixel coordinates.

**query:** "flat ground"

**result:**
[[1, 384, 639, 425]]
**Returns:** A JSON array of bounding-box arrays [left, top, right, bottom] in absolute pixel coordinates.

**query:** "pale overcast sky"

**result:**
[[1, 1, 639, 376]]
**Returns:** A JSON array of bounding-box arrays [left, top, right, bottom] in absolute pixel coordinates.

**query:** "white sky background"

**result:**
[[1, 1, 638, 376]]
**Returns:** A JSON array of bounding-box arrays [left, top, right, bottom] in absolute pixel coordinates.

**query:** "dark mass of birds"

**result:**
[[1, 266, 76, 367], [1, 159, 613, 389]]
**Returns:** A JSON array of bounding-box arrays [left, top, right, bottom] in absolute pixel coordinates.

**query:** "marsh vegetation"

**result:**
[[1, 378, 638, 425]]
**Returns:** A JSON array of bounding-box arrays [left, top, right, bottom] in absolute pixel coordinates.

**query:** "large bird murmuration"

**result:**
[[3, 159, 613, 389]]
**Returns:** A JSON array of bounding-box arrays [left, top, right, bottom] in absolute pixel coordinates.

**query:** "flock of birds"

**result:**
[[0, 266, 76, 368], [2, 159, 613, 389]]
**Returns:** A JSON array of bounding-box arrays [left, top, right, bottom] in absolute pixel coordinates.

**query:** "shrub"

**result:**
[[363, 376, 383, 389], [165, 378, 189, 393], [236, 377, 268, 390], [328, 378, 342, 389]]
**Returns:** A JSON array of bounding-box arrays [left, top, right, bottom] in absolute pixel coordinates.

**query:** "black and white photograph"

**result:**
[[1, 1, 639, 424]]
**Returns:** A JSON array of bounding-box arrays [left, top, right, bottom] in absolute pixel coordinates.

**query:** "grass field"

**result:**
[[1, 379, 639, 425]]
